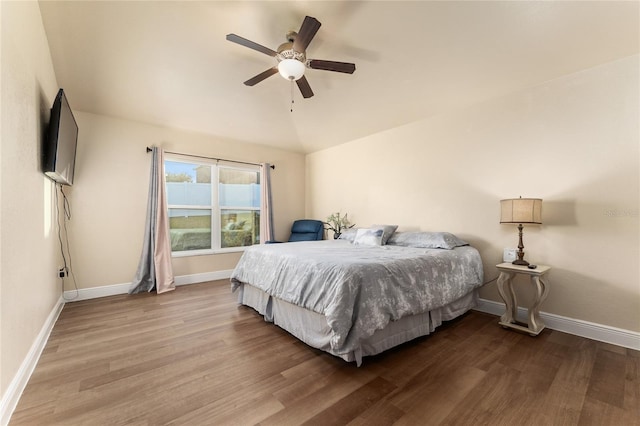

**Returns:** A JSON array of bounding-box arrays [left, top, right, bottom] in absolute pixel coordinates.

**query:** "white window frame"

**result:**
[[165, 154, 261, 257]]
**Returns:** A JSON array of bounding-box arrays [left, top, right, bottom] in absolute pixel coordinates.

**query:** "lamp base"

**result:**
[[512, 224, 529, 266]]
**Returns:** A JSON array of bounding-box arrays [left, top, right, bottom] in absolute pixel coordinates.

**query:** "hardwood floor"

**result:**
[[10, 280, 639, 425]]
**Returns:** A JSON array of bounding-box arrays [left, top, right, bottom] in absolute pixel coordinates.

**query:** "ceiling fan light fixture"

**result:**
[[278, 58, 305, 81]]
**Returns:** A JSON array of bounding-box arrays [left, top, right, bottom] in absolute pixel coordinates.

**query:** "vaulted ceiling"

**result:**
[[39, 1, 639, 153]]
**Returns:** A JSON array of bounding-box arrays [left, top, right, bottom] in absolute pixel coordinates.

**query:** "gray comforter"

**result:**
[[231, 240, 483, 356]]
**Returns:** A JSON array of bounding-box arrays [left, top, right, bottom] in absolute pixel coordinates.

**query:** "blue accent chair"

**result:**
[[267, 219, 324, 243]]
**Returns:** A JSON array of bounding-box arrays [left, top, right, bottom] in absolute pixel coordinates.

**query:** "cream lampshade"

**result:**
[[500, 197, 543, 266]]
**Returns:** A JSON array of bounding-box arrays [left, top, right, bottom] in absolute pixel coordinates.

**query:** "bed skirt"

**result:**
[[235, 282, 478, 366]]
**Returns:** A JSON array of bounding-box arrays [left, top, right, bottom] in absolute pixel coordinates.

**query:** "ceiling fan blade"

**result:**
[[296, 76, 314, 98], [293, 16, 321, 52], [244, 68, 278, 86], [226, 34, 277, 57], [308, 60, 356, 74]]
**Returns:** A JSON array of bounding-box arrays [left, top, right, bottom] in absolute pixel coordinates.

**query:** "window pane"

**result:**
[[168, 209, 211, 251], [166, 161, 211, 206], [221, 210, 260, 248], [165, 158, 263, 254], [219, 168, 260, 208]]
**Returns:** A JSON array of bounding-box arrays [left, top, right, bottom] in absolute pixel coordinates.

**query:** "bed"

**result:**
[[230, 230, 484, 366]]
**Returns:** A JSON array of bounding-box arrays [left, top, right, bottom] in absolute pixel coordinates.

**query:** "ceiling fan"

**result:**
[[226, 16, 356, 99]]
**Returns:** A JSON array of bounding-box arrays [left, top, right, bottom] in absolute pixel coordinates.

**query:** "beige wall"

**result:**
[[0, 0, 60, 398], [67, 112, 305, 290], [306, 55, 639, 332]]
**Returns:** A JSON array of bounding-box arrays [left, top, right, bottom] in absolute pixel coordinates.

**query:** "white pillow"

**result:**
[[337, 228, 358, 242], [353, 228, 384, 246]]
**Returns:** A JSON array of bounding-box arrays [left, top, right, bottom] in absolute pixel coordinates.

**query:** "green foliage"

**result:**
[[324, 212, 355, 236], [166, 172, 193, 183]]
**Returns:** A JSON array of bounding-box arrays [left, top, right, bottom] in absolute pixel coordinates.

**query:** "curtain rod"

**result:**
[[146, 147, 274, 169]]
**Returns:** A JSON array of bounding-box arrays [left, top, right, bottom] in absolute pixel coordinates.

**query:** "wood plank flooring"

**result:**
[[10, 280, 640, 425]]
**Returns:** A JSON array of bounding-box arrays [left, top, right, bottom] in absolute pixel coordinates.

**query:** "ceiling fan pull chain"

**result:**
[[290, 79, 295, 112]]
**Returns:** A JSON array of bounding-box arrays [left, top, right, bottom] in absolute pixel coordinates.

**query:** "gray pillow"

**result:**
[[386, 232, 469, 249], [370, 224, 398, 245]]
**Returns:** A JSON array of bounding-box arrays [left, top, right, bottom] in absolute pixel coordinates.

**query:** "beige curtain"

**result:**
[[153, 149, 174, 293], [129, 147, 175, 294]]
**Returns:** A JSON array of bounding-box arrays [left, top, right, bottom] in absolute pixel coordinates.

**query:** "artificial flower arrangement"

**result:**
[[324, 212, 355, 239]]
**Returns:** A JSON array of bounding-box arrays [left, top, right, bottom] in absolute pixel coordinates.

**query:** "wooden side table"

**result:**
[[496, 263, 550, 336]]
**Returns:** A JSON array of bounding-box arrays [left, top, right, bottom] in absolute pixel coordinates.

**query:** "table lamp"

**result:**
[[500, 197, 542, 266]]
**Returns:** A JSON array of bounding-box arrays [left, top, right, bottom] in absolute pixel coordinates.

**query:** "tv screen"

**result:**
[[43, 88, 78, 186]]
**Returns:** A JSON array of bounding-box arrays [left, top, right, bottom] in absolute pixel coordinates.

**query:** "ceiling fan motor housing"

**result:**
[[277, 37, 306, 81], [277, 40, 306, 61]]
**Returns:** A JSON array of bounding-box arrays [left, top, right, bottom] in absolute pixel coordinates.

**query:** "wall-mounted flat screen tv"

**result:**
[[43, 88, 78, 186]]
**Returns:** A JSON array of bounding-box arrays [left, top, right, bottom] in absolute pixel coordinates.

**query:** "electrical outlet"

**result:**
[[503, 248, 517, 262], [58, 267, 66, 278]]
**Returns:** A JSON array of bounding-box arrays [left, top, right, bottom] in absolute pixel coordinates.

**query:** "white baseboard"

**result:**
[[65, 283, 640, 350], [174, 270, 233, 286], [63, 270, 234, 301], [1, 296, 65, 426], [475, 298, 640, 351]]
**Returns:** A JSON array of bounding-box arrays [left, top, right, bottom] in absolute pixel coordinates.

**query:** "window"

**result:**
[[165, 156, 261, 255]]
